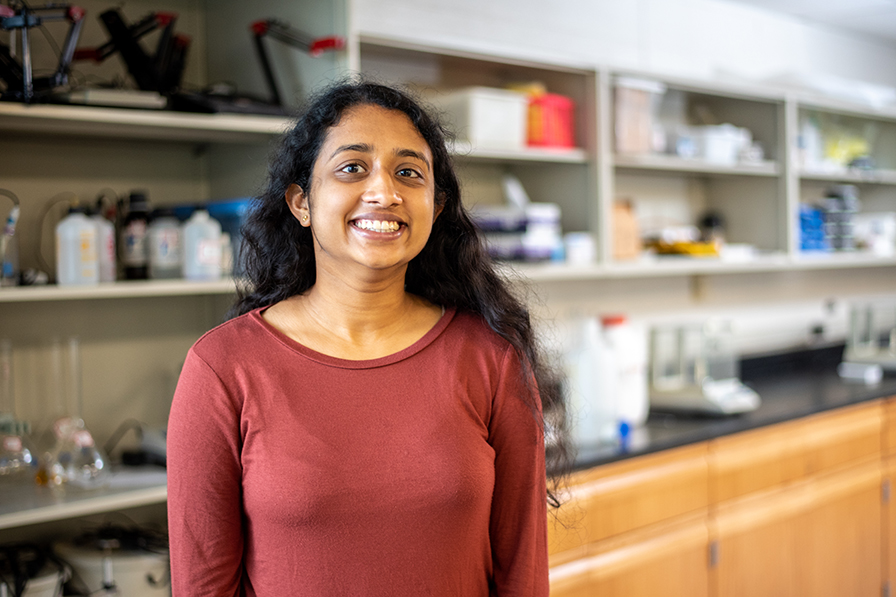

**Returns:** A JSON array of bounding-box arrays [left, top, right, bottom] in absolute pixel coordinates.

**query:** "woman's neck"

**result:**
[[263, 266, 442, 360]]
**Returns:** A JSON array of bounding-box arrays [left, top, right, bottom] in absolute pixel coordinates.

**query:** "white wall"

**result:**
[[353, 0, 896, 89]]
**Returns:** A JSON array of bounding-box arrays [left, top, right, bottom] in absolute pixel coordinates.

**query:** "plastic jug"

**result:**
[[601, 314, 649, 428], [55, 206, 99, 286], [183, 209, 222, 281]]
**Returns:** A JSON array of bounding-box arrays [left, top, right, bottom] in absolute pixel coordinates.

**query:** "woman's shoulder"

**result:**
[[189, 308, 269, 360], [444, 309, 513, 356]]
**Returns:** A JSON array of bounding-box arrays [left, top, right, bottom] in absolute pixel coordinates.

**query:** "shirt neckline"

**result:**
[[250, 306, 457, 370]]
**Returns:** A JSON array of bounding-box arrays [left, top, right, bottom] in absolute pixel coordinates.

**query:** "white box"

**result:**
[[435, 87, 528, 150]]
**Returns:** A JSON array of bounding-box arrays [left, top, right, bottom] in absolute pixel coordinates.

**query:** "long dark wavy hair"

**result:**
[[231, 78, 568, 503]]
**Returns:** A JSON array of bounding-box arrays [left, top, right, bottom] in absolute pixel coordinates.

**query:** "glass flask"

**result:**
[[0, 339, 36, 483], [36, 337, 110, 490]]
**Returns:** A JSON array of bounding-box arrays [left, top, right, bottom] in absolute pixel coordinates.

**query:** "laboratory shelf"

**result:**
[[509, 251, 896, 282], [799, 168, 896, 185], [0, 279, 237, 303], [451, 141, 588, 164], [0, 102, 292, 143], [0, 468, 167, 530], [613, 153, 779, 177]]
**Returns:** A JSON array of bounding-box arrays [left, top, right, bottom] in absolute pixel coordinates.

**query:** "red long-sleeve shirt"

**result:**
[[167, 307, 548, 596]]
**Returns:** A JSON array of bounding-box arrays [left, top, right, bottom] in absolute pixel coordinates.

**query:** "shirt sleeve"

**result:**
[[167, 348, 245, 597], [487, 346, 550, 596]]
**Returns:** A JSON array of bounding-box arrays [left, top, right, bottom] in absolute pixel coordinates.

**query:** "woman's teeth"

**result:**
[[354, 219, 400, 232]]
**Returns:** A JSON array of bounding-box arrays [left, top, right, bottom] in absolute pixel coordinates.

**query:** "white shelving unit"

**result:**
[[0, 102, 291, 142], [0, 468, 167, 531], [0, 279, 237, 303]]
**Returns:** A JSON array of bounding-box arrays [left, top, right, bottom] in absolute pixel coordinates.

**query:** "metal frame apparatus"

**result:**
[[250, 19, 344, 107], [0, 2, 85, 103]]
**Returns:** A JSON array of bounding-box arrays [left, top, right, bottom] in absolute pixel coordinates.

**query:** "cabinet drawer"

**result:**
[[710, 401, 882, 503], [548, 443, 708, 556]]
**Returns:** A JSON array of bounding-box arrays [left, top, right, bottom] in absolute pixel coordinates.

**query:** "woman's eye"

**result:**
[[397, 168, 421, 178], [340, 163, 364, 174]]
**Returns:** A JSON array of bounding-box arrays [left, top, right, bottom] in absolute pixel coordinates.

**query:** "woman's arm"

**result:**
[[167, 349, 245, 597], [488, 347, 550, 596]]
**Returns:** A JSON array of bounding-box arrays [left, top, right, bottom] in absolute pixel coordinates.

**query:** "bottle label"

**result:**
[[197, 238, 222, 266], [151, 229, 182, 266], [121, 221, 148, 266], [3, 435, 22, 452]]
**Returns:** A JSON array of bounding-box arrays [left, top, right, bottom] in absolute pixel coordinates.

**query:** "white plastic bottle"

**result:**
[[601, 314, 649, 428], [182, 209, 222, 281], [148, 208, 183, 279], [56, 206, 99, 286], [90, 209, 116, 283], [562, 315, 617, 447]]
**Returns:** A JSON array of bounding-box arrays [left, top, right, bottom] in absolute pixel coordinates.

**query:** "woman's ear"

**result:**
[[286, 183, 311, 227]]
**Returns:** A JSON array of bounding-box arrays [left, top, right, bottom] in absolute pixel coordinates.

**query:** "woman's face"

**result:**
[[287, 104, 441, 278]]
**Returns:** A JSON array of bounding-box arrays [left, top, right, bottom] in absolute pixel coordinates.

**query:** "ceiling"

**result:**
[[728, 0, 896, 42]]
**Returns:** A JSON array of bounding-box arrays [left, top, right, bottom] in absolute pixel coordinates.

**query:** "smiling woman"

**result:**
[[166, 79, 566, 597]]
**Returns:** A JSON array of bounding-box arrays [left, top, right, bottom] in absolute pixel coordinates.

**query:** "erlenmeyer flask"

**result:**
[[0, 339, 35, 483], [36, 337, 110, 490]]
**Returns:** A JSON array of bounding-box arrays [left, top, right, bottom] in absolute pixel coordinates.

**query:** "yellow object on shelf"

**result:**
[[647, 240, 719, 257]]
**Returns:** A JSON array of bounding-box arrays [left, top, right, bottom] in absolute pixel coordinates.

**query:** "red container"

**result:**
[[527, 93, 575, 148]]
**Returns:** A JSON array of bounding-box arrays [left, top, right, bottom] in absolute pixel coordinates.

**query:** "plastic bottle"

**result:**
[[182, 208, 222, 281], [120, 191, 151, 280], [89, 204, 116, 283], [55, 204, 99, 286], [148, 207, 183, 279], [562, 315, 617, 447], [601, 314, 649, 428]]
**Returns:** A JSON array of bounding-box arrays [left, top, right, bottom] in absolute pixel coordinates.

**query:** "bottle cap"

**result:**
[[601, 314, 627, 326]]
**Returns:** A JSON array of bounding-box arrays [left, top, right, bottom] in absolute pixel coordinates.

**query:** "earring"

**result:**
[[302, 215, 308, 223]]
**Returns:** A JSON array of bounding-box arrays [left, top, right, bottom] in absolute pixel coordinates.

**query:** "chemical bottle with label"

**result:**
[[120, 191, 151, 280], [89, 202, 116, 283], [183, 208, 222, 281], [55, 203, 99, 286], [601, 314, 649, 428], [148, 207, 183, 279]]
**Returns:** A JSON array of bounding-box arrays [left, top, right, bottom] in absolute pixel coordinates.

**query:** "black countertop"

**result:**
[[571, 344, 896, 471]]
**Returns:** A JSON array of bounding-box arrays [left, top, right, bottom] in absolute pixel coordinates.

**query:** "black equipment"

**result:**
[[73, 8, 189, 95]]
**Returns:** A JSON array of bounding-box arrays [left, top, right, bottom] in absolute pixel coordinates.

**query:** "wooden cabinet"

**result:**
[[550, 399, 890, 597], [548, 443, 710, 595], [712, 460, 882, 597], [550, 514, 709, 597], [548, 443, 709, 557]]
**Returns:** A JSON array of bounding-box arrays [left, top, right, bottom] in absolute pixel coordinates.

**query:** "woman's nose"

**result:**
[[361, 168, 403, 207]]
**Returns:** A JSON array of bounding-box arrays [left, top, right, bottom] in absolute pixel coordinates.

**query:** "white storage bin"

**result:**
[[435, 87, 528, 150], [696, 124, 750, 165]]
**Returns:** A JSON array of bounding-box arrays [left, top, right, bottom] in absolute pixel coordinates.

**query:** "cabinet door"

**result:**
[[797, 461, 882, 597], [713, 460, 882, 597], [549, 515, 709, 597], [886, 458, 896, 593]]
